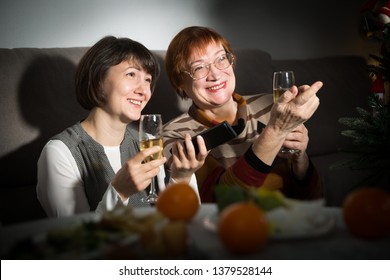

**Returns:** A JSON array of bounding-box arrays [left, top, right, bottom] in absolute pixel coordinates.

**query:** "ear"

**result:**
[[177, 79, 188, 99], [177, 88, 189, 99]]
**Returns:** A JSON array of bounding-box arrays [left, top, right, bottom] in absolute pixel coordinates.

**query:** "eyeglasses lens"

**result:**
[[190, 53, 233, 80]]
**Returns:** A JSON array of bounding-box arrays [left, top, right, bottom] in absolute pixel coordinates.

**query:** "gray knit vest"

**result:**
[[52, 122, 150, 210]]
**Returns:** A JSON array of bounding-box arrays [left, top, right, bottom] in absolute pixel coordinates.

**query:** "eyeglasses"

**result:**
[[183, 53, 234, 80]]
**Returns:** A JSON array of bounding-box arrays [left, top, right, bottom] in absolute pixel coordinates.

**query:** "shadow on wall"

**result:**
[[0, 54, 88, 224]]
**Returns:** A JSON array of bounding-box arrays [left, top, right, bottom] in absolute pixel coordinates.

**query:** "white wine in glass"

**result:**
[[140, 138, 163, 162], [273, 71, 295, 102], [272, 71, 300, 154], [139, 114, 163, 203]]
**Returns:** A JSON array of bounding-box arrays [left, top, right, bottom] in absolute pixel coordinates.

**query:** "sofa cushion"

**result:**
[[233, 49, 274, 94]]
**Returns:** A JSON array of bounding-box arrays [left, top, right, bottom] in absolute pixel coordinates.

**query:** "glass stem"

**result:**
[[149, 177, 156, 195]]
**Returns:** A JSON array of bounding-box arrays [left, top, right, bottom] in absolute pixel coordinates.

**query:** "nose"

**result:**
[[206, 64, 221, 80], [135, 80, 151, 98]]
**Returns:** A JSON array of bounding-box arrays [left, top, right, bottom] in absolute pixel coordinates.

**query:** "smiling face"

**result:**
[[101, 59, 152, 123], [181, 42, 236, 112]]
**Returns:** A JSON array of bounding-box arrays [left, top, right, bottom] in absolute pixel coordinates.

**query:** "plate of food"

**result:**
[[265, 199, 335, 239], [203, 199, 335, 240], [5, 203, 191, 259]]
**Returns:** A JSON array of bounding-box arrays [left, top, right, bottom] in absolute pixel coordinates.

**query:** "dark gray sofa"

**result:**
[[0, 47, 371, 225]]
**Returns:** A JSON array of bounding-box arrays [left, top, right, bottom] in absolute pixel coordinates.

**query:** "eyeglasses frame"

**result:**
[[182, 53, 235, 80]]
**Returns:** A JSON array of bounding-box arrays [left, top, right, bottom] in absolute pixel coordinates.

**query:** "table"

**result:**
[[1, 204, 389, 259]]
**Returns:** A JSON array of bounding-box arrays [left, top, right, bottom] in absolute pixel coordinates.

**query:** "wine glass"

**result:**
[[139, 114, 163, 203], [272, 71, 300, 154]]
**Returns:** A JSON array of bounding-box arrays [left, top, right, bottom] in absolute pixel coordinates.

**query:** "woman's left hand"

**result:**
[[279, 124, 309, 156], [278, 124, 310, 180]]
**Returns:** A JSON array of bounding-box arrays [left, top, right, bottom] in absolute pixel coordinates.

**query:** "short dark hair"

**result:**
[[75, 36, 160, 110]]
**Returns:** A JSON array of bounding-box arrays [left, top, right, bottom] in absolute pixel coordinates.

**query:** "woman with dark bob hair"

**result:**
[[37, 36, 201, 217]]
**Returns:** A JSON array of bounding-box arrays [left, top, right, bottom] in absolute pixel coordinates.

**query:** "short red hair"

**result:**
[[165, 26, 234, 99]]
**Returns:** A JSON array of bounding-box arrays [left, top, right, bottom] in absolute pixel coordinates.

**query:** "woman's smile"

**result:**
[[206, 82, 226, 92], [127, 98, 142, 107]]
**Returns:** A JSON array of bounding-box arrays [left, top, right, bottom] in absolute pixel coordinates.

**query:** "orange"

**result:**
[[343, 187, 390, 239], [217, 201, 269, 254], [260, 172, 283, 191], [156, 183, 199, 222]]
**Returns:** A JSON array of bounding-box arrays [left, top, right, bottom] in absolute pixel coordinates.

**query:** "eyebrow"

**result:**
[[123, 65, 153, 78], [124, 62, 145, 73], [189, 49, 226, 65]]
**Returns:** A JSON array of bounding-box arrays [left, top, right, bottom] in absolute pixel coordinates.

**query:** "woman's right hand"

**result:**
[[111, 146, 166, 200], [252, 81, 322, 166], [169, 133, 208, 184]]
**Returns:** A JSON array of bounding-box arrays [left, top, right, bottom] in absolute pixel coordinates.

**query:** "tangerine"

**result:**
[[217, 201, 269, 254], [260, 172, 283, 191], [156, 183, 199, 222], [343, 187, 390, 239]]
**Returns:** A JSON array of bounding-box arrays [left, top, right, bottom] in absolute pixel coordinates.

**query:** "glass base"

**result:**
[[141, 194, 158, 204], [280, 147, 300, 154]]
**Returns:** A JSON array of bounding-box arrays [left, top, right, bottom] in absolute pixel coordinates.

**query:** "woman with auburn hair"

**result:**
[[163, 26, 324, 202]]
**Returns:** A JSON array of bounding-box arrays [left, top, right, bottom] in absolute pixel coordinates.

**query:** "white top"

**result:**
[[36, 139, 199, 217]]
